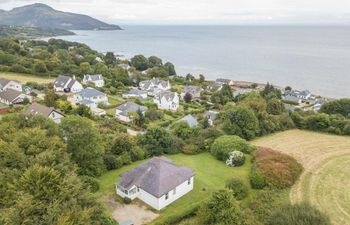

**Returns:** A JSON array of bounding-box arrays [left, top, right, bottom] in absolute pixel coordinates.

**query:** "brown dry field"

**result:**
[[252, 129, 350, 225]]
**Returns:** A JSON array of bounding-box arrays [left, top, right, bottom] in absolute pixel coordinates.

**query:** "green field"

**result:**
[[253, 130, 350, 225], [98, 153, 252, 224], [0, 72, 54, 84]]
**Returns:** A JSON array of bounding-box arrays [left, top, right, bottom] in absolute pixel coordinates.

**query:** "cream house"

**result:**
[[116, 157, 194, 210]]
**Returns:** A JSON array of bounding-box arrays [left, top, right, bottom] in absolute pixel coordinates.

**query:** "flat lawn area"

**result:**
[[98, 152, 252, 224], [0, 72, 54, 84], [252, 129, 350, 225]]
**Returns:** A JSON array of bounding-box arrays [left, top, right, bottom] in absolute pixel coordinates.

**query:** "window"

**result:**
[[173, 188, 176, 195], [188, 179, 191, 185], [165, 193, 169, 200]]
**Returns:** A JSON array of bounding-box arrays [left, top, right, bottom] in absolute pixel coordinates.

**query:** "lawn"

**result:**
[[0, 72, 54, 84], [97, 152, 252, 224], [252, 129, 350, 225]]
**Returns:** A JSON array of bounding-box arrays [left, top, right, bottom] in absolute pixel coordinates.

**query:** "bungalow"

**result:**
[[26, 103, 64, 123], [154, 91, 179, 111], [0, 78, 22, 92], [181, 86, 202, 100], [82, 74, 105, 87], [0, 89, 32, 105], [75, 88, 108, 108], [53, 75, 83, 93], [204, 110, 219, 126], [115, 102, 148, 123], [283, 93, 302, 104], [176, 114, 199, 128], [215, 78, 234, 86], [139, 78, 171, 96], [116, 157, 194, 210], [122, 89, 148, 99]]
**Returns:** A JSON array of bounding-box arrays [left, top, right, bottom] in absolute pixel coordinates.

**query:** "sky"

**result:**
[[1, 0, 350, 25]]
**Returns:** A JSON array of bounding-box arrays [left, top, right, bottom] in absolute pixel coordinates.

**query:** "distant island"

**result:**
[[0, 3, 122, 31], [0, 25, 75, 39]]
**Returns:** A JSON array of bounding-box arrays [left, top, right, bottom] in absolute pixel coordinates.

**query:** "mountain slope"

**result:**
[[0, 3, 121, 30]]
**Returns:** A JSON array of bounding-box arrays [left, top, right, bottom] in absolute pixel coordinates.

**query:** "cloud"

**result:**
[[1, 0, 350, 24]]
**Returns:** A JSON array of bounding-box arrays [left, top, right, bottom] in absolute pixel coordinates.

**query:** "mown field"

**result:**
[[0, 72, 54, 84], [98, 153, 253, 225], [252, 129, 350, 225]]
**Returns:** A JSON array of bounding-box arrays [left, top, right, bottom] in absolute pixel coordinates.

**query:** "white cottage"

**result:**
[[75, 88, 108, 108], [139, 78, 171, 96], [82, 74, 105, 87], [53, 75, 83, 93], [26, 103, 65, 124], [0, 78, 22, 92], [154, 91, 179, 111], [116, 157, 194, 210], [0, 89, 32, 105], [115, 102, 148, 123]]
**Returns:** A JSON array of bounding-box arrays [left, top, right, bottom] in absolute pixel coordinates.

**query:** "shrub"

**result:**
[[225, 178, 249, 200], [123, 197, 132, 204], [250, 163, 266, 189], [81, 176, 100, 192], [251, 147, 303, 189], [103, 154, 117, 170], [267, 202, 331, 225], [226, 151, 245, 167], [182, 144, 199, 155], [210, 135, 255, 161]]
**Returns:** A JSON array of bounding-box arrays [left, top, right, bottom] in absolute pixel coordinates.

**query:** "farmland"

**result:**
[[252, 129, 350, 225]]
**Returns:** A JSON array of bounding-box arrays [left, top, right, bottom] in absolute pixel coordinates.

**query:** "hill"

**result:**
[[0, 25, 75, 39], [0, 3, 121, 30]]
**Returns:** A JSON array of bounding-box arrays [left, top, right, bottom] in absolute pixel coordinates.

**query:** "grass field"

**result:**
[[0, 72, 54, 84], [252, 129, 350, 225], [98, 153, 252, 224]]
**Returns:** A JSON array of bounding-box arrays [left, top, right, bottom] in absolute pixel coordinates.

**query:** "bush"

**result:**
[[267, 202, 331, 225], [123, 197, 132, 204], [103, 154, 117, 170], [210, 135, 255, 161], [251, 147, 303, 189], [250, 163, 266, 189], [182, 144, 199, 155], [225, 151, 245, 167], [225, 178, 249, 200]]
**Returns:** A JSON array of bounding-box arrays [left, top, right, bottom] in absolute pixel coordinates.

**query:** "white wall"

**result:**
[[49, 111, 64, 124]]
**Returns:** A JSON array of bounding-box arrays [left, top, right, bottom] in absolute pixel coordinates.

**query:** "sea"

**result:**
[[55, 25, 350, 98]]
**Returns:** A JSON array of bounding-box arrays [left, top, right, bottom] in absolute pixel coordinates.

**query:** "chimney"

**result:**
[[73, 75, 76, 80]]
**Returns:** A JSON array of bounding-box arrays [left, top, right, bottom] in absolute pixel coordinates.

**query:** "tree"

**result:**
[[185, 73, 195, 82], [137, 126, 173, 156], [197, 190, 245, 225], [210, 135, 255, 161], [131, 54, 149, 71], [60, 116, 105, 176], [33, 60, 48, 73], [320, 98, 350, 118], [267, 203, 331, 225], [267, 98, 284, 115], [171, 121, 195, 140], [221, 106, 259, 140], [80, 62, 91, 74], [260, 83, 282, 100], [148, 56, 163, 67], [133, 108, 145, 127], [164, 62, 176, 75], [183, 92, 193, 103], [305, 113, 330, 131], [147, 66, 168, 78], [211, 84, 233, 105], [199, 74, 205, 83], [44, 89, 59, 107], [104, 52, 116, 65]]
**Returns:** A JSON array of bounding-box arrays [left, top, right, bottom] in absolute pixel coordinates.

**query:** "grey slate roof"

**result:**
[[118, 157, 194, 198], [26, 103, 62, 117], [0, 89, 22, 102], [156, 91, 177, 102], [183, 86, 202, 94], [140, 79, 169, 90], [0, 78, 20, 89], [77, 88, 105, 98], [85, 74, 103, 81], [177, 114, 199, 128], [116, 102, 148, 116], [54, 75, 71, 88]]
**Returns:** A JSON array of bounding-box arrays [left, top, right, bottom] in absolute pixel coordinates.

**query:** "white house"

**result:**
[[139, 78, 171, 96], [154, 91, 179, 111], [116, 157, 194, 210], [204, 110, 219, 126], [53, 75, 83, 93], [82, 74, 105, 87], [26, 103, 64, 124], [0, 89, 32, 105], [122, 89, 148, 99], [75, 88, 108, 108], [181, 86, 202, 100], [115, 102, 148, 123], [0, 78, 22, 92]]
